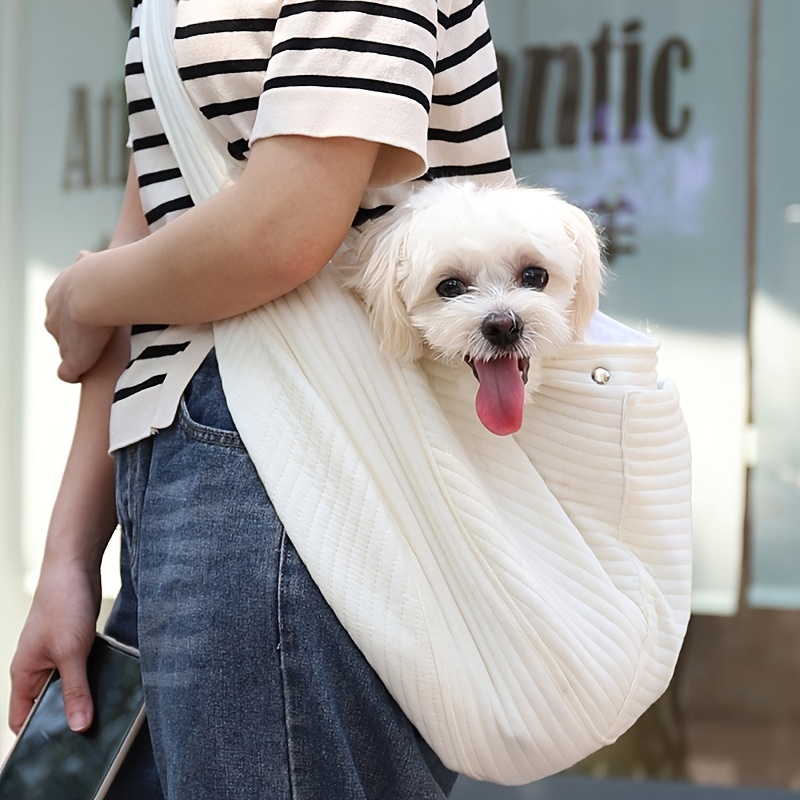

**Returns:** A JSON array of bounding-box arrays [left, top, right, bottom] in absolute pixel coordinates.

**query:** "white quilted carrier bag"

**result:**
[[141, 0, 692, 785]]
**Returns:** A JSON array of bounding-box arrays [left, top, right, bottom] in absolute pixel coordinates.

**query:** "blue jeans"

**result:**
[[104, 351, 457, 800]]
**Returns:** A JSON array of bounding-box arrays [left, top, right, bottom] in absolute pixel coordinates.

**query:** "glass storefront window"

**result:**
[[749, 0, 800, 610], [488, 0, 753, 616]]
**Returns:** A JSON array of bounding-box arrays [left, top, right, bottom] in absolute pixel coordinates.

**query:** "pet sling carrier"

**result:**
[[140, 0, 692, 784]]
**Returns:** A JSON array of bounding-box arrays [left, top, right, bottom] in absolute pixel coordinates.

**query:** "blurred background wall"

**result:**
[[1, 0, 798, 794]]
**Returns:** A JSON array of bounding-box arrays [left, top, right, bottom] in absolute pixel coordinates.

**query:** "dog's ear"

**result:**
[[348, 212, 425, 362], [563, 204, 605, 339]]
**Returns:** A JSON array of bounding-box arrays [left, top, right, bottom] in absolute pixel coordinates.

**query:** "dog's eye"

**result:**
[[436, 278, 468, 298], [520, 266, 549, 291]]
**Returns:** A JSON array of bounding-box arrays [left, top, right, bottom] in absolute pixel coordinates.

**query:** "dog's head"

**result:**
[[344, 179, 605, 434]]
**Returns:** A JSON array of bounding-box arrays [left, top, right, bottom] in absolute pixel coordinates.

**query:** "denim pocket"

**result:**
[[178, 395, 245, 449], [178, 350, 246, 449]]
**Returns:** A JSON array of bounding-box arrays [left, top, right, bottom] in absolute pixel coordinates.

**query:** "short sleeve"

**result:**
[[249, 0, 439, 186]]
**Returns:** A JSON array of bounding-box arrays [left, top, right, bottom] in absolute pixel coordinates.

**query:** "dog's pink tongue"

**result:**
[[472, 357, 525, 435]]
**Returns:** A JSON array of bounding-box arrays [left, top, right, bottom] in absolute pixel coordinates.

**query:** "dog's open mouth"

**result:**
[[465, 355, 530, 436]]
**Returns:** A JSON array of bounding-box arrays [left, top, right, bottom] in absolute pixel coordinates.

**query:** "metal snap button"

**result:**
[[591, 367, 611, 385]]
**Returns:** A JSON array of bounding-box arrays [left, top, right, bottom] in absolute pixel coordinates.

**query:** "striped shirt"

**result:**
[[110, 0, 513, 451]]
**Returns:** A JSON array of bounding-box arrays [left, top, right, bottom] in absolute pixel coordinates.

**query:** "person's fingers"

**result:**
[[56, 359, 81, 384], [8, 654, 53, 734], [57, 654, 94, 732]]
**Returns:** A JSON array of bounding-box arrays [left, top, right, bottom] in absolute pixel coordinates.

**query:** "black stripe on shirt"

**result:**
[[125, 61, 145, 77], [425, 157, 513, 180], [200, 96, 261, 120], [145, 195, 195, 226], [438, 0, 482, 30], [133, 133, 169, 152], [436, 28, 491, 74], [128, 97, 156, 115], [263, 74, 430, 112], [353, 204, 393, 227], [428, 112, 503, 143], [130, 26, 140, 40], [132, 133, 169, 152], [279, 1, 437, 38], [127, 342, 191, 369], [228, 139, 250, 161], [132, 324, 170, 335], [138, 167, 183, 188], [113, 374, 166, 403], [175, 18, 278, 39], [271, 37, 434, 73], [179, 59, 269, 82], [433, 71, 497, 106]]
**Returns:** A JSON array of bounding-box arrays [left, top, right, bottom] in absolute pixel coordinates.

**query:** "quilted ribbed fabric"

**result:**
[[213, 278, 692, 784]]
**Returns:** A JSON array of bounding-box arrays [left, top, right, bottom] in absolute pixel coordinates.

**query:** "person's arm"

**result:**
[[9, 159, 148, 734], [47, 135, 381, 381]]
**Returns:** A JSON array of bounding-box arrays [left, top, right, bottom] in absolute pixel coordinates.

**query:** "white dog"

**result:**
[[339, 179, 605, 436]]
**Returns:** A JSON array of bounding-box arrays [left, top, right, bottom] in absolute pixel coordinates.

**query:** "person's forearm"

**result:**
[[70, 136, 380, 328], [44, 159, 144, 564], [13, 338, 128, 735], [42, 327, 129, 569]]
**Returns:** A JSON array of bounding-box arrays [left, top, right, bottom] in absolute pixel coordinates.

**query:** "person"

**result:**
[[9, 1, 514, 797]]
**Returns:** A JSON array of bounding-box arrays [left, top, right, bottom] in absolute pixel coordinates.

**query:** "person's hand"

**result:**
[[9, 559, 102, 734], [45, 251, 115, 383]]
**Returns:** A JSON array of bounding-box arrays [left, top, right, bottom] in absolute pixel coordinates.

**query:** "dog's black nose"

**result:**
[[481, 311, 523, 348]]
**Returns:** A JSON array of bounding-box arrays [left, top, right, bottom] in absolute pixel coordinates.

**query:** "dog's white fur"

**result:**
[[338, 179, 604, 397]]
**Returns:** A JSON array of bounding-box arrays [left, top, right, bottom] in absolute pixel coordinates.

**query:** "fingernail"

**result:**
[[69, 711, 90, 732]]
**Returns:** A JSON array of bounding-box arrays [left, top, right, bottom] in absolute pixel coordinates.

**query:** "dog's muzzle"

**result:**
[[481, 311, 523, 349]]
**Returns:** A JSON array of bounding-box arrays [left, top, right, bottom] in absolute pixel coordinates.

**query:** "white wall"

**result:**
[[0, 0, 128, 755], [0, 0, 30, 759]]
